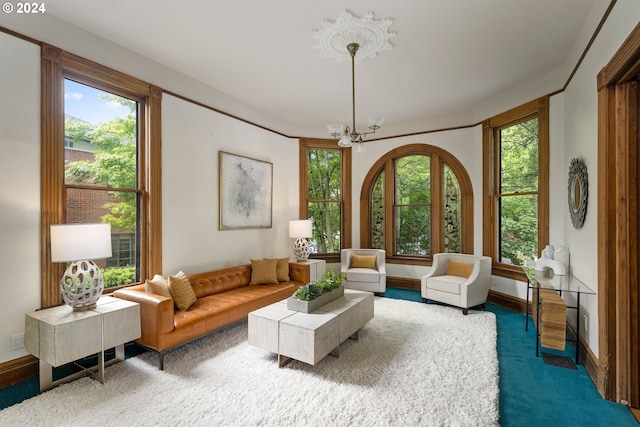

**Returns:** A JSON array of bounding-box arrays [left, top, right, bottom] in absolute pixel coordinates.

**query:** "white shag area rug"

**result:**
[[0, 298, 499, 427]]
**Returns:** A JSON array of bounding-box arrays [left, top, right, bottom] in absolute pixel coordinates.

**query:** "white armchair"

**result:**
[[341, 249, 386, 296], [421, 253, 492, 315]]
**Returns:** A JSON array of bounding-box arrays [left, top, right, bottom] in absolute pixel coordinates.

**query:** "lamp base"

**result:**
[[293, 238, 310, 262], [72, 303, 97, 312], [60, 260, 104, 311]]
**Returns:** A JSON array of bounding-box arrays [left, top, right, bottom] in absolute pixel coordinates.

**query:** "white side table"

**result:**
[[25, 296, 140, 392]]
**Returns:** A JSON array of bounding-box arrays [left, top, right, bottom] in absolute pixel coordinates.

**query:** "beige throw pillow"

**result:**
[[250, 258, 279, 285], [350, 254, 377, 269], [446, 259, 474, 278], [168, 271, 197, 311], [265, 257, 290, 282], [144, 274, 172, 299]]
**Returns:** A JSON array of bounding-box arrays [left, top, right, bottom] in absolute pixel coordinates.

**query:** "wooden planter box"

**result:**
[[287, 286, 344, 313]]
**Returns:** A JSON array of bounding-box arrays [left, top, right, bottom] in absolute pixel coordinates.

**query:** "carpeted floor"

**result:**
[[384, 288, 638, 426], [0, 297, 499, 426], [1, 288, 637, 426]]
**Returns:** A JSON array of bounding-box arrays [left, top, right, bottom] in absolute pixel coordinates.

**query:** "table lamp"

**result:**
[[50, 223, 112, 311], [289, 219, 312, 262]]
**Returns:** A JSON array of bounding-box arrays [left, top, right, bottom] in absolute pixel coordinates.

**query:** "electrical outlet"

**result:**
[[11, 333, 24, 350], [583, 315, 588, 332]]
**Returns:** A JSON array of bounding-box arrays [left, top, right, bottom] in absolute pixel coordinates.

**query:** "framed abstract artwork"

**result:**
[[219, 151, 273, 230]]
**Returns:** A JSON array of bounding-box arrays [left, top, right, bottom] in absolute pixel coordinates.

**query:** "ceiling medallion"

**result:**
[[310, 10, 395, 63]]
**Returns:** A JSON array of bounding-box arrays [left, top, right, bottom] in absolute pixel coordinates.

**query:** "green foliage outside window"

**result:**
[[307, 149, 342, 253], [103, 267, 136, 289], [64, 82, 139, 286], [498, 118, 539, 266], [395, 155, 431, 255]]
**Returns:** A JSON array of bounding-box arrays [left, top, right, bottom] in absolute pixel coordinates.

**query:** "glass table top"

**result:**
[[522, 266, 596, 295]]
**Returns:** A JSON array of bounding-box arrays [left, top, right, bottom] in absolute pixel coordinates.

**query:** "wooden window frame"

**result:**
[[40, 44, 162, 309], [299, 138, 352, 263], [482, 97, 549, 280], [360, 143, 474, 266]]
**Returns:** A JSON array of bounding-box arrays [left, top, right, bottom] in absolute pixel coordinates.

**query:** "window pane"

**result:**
[[498, 194, 538, 266], [395, 205, 431, 256], [307, 149, 341, 200], [64, 79, 138, 190], [308, 201, 341, 254], [443, 165, 461, 253], [396, 155, 430, 204], [499, 118, 538, 193], [66, 188, 141, 287], [64, 79, 141, 289], [371, 171, 385, 249]]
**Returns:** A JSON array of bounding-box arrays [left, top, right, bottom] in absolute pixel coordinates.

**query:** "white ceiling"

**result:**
[[43, 0, 599, 138]]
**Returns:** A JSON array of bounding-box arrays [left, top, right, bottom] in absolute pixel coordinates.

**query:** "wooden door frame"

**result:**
[[597, 21, 640, 407]]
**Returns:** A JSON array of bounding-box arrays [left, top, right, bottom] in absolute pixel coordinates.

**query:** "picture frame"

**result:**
[[219, 151, 273, 230]]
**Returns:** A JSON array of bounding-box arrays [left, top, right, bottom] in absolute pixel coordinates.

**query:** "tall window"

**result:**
[[362, 144, 473, 263], [41, 45, 161, 308], [395, 155, 432, 255], [299, 139, 351, 260], [483, 97, 549, 278], [64, 79, 141, 288]]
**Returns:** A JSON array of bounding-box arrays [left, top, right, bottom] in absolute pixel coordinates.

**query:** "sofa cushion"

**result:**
[[145, 274, 172, 299], [168, 271, 197, 311], [427, 275, 466, 294], [446, 259, 474, 278], [347, 268, 380, 283], [350, 254, 377, 269], [250, 258, 279, 285]]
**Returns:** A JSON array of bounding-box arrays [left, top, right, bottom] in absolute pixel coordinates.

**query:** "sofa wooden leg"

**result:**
[[462, 308, 469, 315], [422, 298, 427, 304]]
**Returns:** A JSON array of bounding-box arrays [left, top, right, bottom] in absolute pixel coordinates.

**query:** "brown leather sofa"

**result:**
[[113, 263, 308, 369]]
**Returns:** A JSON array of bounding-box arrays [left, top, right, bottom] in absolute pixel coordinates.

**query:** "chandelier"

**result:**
[[311, 10, 394, 151], [326, 42, 384, 150]]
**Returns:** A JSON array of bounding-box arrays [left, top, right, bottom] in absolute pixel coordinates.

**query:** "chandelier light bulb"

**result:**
[[338, 133, 353, 147]]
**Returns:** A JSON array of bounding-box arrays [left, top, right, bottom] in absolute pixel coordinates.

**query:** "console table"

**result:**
[[25, 296, 140, 392], [522, 266, 595, 363]]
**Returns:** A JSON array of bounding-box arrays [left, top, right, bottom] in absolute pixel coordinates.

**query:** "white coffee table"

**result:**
[[248, 289, 374, 367]]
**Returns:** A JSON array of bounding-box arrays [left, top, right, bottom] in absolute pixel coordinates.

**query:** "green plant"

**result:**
[[293, 283, 322, 301], [103, 266, 136, 289], [293, 270, 346, 300]]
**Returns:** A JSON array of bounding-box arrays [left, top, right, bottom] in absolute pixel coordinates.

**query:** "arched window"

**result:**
[[361, 144, 473, 264]]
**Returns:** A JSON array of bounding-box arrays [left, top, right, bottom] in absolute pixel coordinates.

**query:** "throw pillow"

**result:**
[[350, 254, 377, 269], [250, 258, 279, 285], [168, 271, 197, 311], [144, 274, 172, 299], [446, 259, 474, 278], [265, 257, 290, 282]]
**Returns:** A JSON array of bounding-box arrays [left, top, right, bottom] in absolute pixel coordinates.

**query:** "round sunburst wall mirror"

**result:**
[[568, 157, 588, 229]]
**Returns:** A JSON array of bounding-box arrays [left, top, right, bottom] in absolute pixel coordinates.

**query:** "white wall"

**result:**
[[161, 94, 299, 275], [0, 33, 41, 363], [1, 0, 640, 366], [560, 0, 640, 354]]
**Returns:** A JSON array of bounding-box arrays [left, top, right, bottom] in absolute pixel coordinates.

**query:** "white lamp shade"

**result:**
[[50, 223, 112, 262], [289, 220, 312, 238]]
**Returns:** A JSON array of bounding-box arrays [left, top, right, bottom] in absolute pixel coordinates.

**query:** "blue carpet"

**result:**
[[1, 289, 637, 426]]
